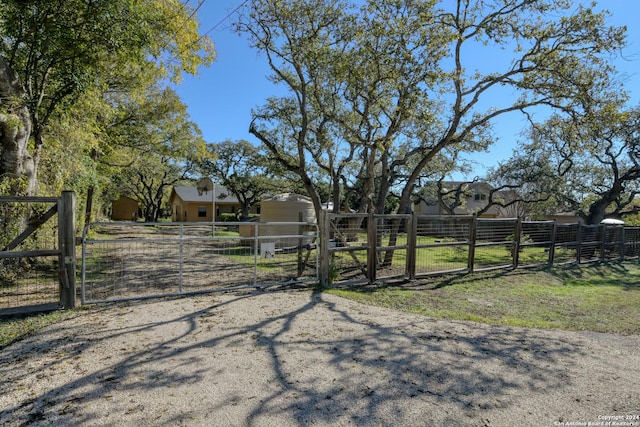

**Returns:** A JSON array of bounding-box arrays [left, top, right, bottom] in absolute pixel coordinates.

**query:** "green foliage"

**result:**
[[493, 106, 640, 224], [505, 233, 534, 255], [198, 140, 285, 219], [242, 0, 627, 222], [220, 213, 238, 222], [0, 0, 215, 197]]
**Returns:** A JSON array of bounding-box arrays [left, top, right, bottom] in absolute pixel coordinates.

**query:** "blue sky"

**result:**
[[174, 0, 640, 180]]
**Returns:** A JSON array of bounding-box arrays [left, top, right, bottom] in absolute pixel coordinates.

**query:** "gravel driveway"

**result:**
[[1, 288, 639, 426]]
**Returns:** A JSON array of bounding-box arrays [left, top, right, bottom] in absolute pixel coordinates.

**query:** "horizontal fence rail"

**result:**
[[82, 221, 318, 304]]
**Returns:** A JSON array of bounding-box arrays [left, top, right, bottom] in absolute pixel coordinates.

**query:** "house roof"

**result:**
[[170, 185, 239, 204]]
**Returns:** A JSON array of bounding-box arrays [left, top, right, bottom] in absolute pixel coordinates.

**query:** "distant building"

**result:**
[[168, 185, 259, 222], [111, 196, 140, 221], [412, 181, 508, 217], [543, 212, 584, 224]]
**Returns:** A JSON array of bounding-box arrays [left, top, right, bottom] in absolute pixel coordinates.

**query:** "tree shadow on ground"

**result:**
[[0, 289, 592, 426]]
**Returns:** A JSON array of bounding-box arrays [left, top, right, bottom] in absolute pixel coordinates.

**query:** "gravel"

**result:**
[[1, 288, 638, 426]]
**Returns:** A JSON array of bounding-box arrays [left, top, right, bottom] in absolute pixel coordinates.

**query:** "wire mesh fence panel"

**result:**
[[522, 221, 555, 244], [327, 214, 369, 283], [624, 227, 640, 259], [0, 256, 60, 312], [517, 221, 555, 267], [1, 198, 61, 313], [374, 215, 410, 280], [83, 238, 181, 301], [82, 222, 318, 303], [473, 219, 517, 271], [415, 245, 469, 275], [415, 215, 473, 241], [473, 243, 515, 271], [578, 225, 602, 263], [413, 216, 472, 276], [517, 245, 552, 267], [553, 224, 579, 264], [601, 225, 625, 261]]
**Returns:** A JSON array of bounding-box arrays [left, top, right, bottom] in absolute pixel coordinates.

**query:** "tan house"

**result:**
[[169, 185, 259, 222], [544, 212, 584, 224], [111, 195, 140, 221], [413, 181, 508, 218]]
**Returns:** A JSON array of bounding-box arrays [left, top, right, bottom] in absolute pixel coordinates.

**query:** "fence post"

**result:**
[[297, 212, 304, 277], [512, 217, 522, 268], [467, 214, 477, 273], [621, 226, 626, 261], [318, 211, 330, 287], [406, 212, 417, 280], [576, 222, 583, 263], [367, 212, 377, 284], [58, 191, 76, 309], [549, 220, 557, 265], [600, 224, 606, 261]]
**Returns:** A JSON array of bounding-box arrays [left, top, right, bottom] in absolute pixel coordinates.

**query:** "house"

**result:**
[[544, 212, 584, 224], [413, 181, 508, 217], [111, 195, 140, 221], [168, 185, 259, 222]]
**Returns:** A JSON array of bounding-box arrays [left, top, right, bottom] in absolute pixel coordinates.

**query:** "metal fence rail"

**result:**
[[81, 221, 318, 303]]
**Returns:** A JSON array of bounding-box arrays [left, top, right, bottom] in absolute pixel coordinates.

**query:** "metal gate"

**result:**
[[81, 221, 318, 303]]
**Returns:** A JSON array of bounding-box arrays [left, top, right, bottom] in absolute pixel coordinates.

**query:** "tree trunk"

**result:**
[[0, 58, 36, 195], [85, 186, 95, 225]]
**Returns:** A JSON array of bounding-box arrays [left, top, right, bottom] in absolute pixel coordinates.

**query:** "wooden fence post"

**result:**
[[407, 212, 417, 280], [468, 214, 477, 273], [297, 212, 304, 277], [512, 217, 522, 268], [318, 210, 330, 287], [620, 226, 626, 261], [548, 220, 557, 265], [600, 223, 606, 261], [58, 191, 76, 309], [367, 212, 377, 285], [576, 222, 583, 263]]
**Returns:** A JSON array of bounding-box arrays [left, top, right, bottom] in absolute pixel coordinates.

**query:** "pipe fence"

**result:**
[[81, 221, 318, 304]]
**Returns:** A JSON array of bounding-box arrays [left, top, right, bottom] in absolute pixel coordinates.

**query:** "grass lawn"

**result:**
[[327, 261, 640, 335], [0, 309, 76, 350]]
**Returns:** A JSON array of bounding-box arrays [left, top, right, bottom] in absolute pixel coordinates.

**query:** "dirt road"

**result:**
[[1, 289, 638, 426]]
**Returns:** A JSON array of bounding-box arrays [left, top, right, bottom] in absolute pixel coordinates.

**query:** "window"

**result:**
[[198, 206, 207, 218], [474, 194, 487, 201]]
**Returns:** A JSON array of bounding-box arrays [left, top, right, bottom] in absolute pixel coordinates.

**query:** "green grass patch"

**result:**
[[0, 310, 76, 350], [327, 261, 640, 335]]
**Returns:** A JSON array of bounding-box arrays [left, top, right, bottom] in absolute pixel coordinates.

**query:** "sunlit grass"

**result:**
[[0, 310, 75, 349], [327, 261, 640, 335]]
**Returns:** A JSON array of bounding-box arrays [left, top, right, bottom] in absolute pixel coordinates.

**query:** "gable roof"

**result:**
[[170, 185, 239, 204]]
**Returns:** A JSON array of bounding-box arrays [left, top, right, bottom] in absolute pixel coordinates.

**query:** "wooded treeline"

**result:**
[[1, 0, 639, 228]]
